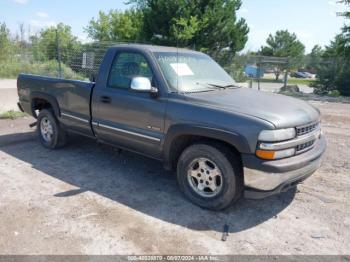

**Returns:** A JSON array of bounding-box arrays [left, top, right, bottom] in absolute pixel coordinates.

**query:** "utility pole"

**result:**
[[257, 57, 262, 91], [283, 58, 289, 88]]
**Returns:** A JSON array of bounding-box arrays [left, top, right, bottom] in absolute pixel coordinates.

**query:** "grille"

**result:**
[[297, 140, 315, 152], [297, 122, 319, 136]]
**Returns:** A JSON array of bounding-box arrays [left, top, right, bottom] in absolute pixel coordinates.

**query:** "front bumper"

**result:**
[[242, 136, 326, 199]]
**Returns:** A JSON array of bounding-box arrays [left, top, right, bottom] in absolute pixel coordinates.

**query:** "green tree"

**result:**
[[314, 37, 342, 94], [305, 45, 324, 73], [29, 34, 46, 61], [260, 30, 305, 80], [85, 9, 143, 42], [339, 0, 350, 46], [332, 0, 350, 96], [0, 22, 12, 61], [314, 0, 350, 96], [38, 23, 81, 63], [128, 0, 249, 61]]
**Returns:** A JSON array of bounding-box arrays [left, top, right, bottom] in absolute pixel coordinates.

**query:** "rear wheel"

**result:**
[[177, 142, 243, 210], [37, 109, 67, 149]]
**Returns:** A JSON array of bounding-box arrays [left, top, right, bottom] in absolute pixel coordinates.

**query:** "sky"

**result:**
[[0, 0, 348, 53]]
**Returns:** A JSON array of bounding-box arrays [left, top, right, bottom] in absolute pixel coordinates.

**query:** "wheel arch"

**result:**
[[30, 92, 60, 119], [163, 124, 250, 171]]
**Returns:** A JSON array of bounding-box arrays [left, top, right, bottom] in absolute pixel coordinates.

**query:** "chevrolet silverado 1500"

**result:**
[[17, 44, 326, 210]]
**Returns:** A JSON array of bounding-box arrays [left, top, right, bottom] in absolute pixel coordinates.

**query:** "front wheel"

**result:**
[[177, 142, 243, 210], [37, 109, 67, 149]]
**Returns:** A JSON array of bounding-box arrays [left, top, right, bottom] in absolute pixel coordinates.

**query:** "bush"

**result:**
[[223, 63, 249, 83], [0, 60, 86, 80], [329, 90, 341, 97], [312, 81, 331, 95], [335, 65, 350, 96], [231, 69, 248, 83], [314, 64, 350, 96]]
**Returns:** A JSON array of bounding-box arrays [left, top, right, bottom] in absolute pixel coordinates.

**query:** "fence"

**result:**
[[0, 34, 325, 95], [1, 39, 113, 81]]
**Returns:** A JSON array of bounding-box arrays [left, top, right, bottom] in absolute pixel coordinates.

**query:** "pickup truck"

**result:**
[[17, 44, 326, 210]]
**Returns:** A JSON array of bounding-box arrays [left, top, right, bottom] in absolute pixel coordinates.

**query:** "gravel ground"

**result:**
[[0, 98, 349, 255], [0, 79, 18, 113], [0, 79, 16, 89]]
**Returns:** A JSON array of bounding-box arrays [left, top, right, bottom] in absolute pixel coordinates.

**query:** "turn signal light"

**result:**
[[256, 150, 275, 160], [256, 148, 296, 160]]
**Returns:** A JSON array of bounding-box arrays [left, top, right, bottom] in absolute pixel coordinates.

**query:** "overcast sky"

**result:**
[[0, 0, 347, 53]]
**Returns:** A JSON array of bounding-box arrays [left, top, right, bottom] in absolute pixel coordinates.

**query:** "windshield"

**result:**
[[153, 52, 236, 93]]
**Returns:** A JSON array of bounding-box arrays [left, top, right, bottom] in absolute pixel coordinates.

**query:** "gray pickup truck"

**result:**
[[17, 44, 326, 210]]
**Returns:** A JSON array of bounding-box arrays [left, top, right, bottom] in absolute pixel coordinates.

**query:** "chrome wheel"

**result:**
[[187, 157, 223, 198], [40, 116, 54, 142]]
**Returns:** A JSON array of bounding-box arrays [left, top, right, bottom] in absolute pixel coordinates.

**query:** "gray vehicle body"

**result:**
[[17, 44, 326, 198]]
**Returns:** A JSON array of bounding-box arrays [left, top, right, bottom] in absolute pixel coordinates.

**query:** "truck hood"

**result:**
[[185, 88, 320, 128]]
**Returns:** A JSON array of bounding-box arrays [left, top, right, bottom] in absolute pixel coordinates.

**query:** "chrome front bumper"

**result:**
[[243, 136, 326, 199]]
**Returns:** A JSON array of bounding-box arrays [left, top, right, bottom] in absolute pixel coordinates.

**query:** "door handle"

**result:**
[[100, 96, 111, 104]]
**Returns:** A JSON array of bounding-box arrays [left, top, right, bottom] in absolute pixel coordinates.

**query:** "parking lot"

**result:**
[[0, 82, 350, 255]]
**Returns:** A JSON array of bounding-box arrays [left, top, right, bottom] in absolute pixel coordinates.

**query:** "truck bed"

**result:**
[[18, 74, 94, 118], [18, 74, 95, 136]]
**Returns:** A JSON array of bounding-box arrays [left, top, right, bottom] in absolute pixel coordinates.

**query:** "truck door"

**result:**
[[92, 50, 166, 158]]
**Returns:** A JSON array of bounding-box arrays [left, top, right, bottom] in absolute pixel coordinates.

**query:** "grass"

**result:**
[[0, 110, 27, 120], [252, 78, 315, 86], [287, 78, 315, 86], [0, 60, 87, 80]]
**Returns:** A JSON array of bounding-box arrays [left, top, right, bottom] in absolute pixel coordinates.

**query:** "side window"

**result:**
[[108, 52, 154, 89]]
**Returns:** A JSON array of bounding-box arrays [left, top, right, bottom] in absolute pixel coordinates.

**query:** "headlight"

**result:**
[[258, 128, 296, 142]]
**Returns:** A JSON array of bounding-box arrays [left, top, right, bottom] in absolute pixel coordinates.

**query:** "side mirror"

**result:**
[[130, 77, 158, 95]]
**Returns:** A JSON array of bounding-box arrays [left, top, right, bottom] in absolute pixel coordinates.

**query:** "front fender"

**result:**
[[162, 124, 251, 167]]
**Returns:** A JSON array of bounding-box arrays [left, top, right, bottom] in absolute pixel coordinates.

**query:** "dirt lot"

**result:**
[[0, 99, 349, 255], [0, 79, 17, 113]]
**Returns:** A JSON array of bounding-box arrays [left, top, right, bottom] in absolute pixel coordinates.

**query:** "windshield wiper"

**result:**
[[206, 83, 241, 90]]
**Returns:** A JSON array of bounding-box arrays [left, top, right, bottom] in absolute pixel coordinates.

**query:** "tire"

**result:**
[[37, 109, 67, 149], [177, 142, 243, 210]]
